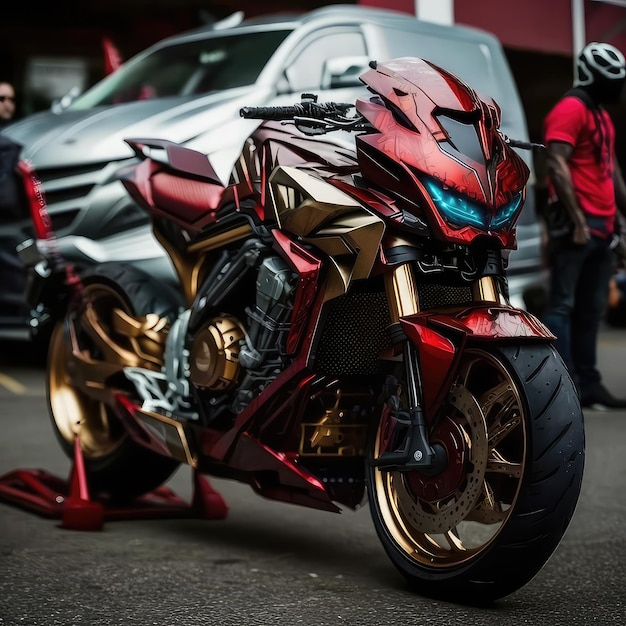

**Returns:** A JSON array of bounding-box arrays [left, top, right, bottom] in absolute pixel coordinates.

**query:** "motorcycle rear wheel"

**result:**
[[367, 343, 584, 603], [47, 263, 183, 502]]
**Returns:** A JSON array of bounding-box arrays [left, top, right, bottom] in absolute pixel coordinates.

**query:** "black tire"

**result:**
[[367, 343, 584, 603], [47, 263, 185, 502]]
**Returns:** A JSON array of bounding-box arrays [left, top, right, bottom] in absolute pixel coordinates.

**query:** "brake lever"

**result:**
[[292, 117, 334, 135]]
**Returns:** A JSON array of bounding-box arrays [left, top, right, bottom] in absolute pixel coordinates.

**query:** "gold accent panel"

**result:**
[[188, 224, 253, 254], [156, 223, 253, 305], [385, 263, 420, 323], [267, 166, 385, 302], [300, 423, 368, 456], [189, 316, 246, 391], [154, 226, 204, 305], [300, 389, 368, 457], [311, 214, 386, 301], [132, 407, 198, 467], [268, 166, 362, 233], [230, 136, 260, 197], [472, 276, 506, 304]]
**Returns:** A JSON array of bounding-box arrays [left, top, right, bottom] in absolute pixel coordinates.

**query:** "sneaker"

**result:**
[[580, 382, 626, 410]]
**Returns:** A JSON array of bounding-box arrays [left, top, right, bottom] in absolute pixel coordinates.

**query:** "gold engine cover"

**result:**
[[188, 316, 246, 391]]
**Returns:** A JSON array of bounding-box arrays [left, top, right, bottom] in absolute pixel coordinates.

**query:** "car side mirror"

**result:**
[[276, 72, 292, 95], [320, 56, 371, 89]]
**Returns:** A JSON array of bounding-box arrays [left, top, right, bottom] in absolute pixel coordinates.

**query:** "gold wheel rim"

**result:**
[[47, 284, 141, 460], [373, 349, 526, 567]]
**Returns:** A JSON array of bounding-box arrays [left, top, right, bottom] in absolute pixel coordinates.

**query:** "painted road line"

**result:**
[[0, 373, 27, 394]]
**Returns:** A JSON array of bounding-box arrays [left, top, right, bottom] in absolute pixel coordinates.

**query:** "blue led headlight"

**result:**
[[423, 178, 522, 232], [491, 193, 523, 229], [423, 178, 488, 229]]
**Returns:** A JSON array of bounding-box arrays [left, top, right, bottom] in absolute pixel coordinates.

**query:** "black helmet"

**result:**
[[575, 42, 626, 102]]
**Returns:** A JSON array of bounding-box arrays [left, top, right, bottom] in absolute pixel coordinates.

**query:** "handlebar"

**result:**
[[240, 98, 546, 149], [240, 97, 353, 121], [506, 138, 545, 152]]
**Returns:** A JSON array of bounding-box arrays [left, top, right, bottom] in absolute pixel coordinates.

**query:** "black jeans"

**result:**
[[542, 234, 615, 392]]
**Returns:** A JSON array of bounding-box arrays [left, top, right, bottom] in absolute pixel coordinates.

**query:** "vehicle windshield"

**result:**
[[69, 29, 292, 110]]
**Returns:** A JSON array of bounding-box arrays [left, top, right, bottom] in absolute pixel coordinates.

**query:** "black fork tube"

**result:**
[[375, 264, 446, 472]]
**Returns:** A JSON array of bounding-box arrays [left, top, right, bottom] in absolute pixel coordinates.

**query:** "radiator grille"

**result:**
[[417, 283, 472, 309], [313, 282, 473, 376], [314, 289, 391, 376]]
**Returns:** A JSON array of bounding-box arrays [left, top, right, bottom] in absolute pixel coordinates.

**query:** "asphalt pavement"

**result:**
[[1, 326, 626, 625]]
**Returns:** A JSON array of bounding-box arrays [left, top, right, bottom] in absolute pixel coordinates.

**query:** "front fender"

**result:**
[[399, 305, 555, 421]]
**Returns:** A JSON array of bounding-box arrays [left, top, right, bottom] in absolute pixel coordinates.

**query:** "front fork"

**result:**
[[373, 263, 506, 471]]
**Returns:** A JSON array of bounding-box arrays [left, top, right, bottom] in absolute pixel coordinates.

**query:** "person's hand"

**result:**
[[572, 222, 590, 245], [610, 233, 626, 267]]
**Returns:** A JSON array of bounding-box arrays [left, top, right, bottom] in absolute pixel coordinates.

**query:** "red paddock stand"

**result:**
[[0, 436, 228, 531]]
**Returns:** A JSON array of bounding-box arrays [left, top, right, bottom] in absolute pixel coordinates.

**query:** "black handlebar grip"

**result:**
[[507, 138, 546, 151], [240, 106, 302, 120]]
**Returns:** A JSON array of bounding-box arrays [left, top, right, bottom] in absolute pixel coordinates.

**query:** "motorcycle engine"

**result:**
[[187, 316, 246, 391], [167, 242, 297, 423]]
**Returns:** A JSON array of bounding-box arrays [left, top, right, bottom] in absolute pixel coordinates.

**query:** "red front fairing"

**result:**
[[356, 58, 530, 247]]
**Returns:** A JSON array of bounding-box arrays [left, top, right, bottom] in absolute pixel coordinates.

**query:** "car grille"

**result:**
[[25, 157, 146, 237], [36, 161, 110, 208], [37, 161, 111, 183]]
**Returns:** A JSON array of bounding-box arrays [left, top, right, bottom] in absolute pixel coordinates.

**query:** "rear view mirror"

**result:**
[[321, 56, 371, 89]]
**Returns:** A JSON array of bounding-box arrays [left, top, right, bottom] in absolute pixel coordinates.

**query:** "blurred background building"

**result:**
[[1, 0, 626, 159]]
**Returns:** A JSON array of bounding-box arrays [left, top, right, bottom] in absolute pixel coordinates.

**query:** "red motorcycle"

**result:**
[[26, 58, 584, 602]]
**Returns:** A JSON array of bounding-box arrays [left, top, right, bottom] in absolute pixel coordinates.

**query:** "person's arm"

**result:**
[[546, 140, 589, 244]]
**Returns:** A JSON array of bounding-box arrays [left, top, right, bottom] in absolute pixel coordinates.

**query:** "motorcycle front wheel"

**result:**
[[367, 343, 584, 603], [47, 263, 183, 502]]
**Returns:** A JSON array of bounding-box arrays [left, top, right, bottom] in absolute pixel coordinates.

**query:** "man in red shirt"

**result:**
[[543, 42, 626, 409]]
